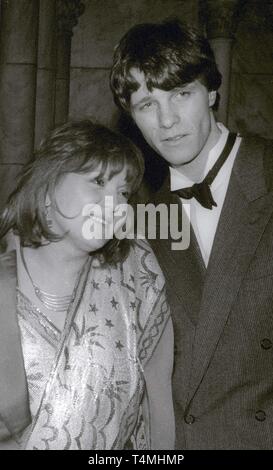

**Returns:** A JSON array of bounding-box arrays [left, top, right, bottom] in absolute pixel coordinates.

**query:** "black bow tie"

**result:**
[[171, 132, 237, 209]]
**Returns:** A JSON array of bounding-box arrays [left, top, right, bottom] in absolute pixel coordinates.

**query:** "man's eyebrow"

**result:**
[[173, 83, 194, 91], [131, 95, 152, 108]]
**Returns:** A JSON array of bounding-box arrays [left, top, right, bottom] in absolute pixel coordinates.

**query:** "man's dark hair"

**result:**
[[110, 18, 222, 112]]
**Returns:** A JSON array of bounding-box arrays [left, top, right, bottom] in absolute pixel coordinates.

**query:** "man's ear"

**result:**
[[208, 90, 217, 107]]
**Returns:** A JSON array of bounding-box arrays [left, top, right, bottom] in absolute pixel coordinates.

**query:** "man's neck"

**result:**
[[176, 115, 222, 183]]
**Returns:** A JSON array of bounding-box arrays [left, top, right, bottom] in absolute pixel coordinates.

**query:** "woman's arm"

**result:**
[[143, 316, 175, 450]]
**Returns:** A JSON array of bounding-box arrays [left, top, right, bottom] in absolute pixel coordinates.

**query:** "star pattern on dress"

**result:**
[[89, 303, 99, 315], [105, 276, 114, 287], [101, 366, 129, 402], [115, 340, 124, 351], [105, 319, 114, 328], [110, 296, 119, 310], [131, 322, 137, 332], [91, 280, 100, 290], [130, 301, 136, 311]]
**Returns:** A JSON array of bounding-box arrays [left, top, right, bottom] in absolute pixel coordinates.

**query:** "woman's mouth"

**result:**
[[89, 215, 110, 226]]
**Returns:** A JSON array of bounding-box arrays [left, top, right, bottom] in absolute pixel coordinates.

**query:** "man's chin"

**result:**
[[165, 153, 198, 168]]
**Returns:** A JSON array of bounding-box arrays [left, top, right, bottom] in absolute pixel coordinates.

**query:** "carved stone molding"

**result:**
[[200, 0, 242, 39], [56, 0, 85, 36], [236, 0, 273, 32]]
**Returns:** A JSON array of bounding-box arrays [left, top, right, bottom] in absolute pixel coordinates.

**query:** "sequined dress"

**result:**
[[16, 240, 170, 450]]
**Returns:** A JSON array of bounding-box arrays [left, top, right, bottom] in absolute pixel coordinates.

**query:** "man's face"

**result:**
[[130, 68, 218, 170]]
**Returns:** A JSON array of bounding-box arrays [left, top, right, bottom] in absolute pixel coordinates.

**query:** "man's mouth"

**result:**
[[162, 134, 188, 143]]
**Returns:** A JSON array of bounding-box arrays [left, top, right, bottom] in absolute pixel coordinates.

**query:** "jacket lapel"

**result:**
[[151, 176, 206, 408], [187, 136, 273, 404], [152, 174, 205, 327], [0, 251, 31, 439]]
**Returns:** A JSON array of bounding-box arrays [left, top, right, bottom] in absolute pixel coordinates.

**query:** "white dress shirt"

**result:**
[[170, 123, 242, 266]]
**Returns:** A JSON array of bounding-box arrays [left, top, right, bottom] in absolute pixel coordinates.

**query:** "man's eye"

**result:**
[[140, 102, 153, 110]]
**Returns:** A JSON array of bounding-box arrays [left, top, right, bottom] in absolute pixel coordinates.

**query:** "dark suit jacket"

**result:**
[[0, 251, 30, 440], [150, 135, 273, 449]]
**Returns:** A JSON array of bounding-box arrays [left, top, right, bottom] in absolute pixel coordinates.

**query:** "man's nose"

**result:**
[[158, 102, 179, 128]]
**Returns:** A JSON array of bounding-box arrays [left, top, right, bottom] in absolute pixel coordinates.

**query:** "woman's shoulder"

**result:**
[[128, 238, 163, 273], [130, 238, 155, 256], [126, 241, 170, 367], [126, 239, 165, 290]]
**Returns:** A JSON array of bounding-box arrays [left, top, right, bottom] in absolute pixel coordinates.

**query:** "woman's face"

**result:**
[[49, 165, 131, 254]]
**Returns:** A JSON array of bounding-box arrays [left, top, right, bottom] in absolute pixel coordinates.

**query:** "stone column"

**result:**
[[200, 0, 240, 124], [35, 0, 57, 148], [0, 0, 39, 208], [55, 0, 85, 126]]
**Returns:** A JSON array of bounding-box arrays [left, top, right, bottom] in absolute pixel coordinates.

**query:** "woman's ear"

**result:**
[[45, 193, 53, 228], [208, 90, 217, 108], [45, 194, 51, 207]]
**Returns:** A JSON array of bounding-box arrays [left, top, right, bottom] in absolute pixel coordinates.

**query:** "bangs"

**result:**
[[106, 156, 141, 193], [63, 148, 143, 195], [129, 60, 206, 94], [145, 62, 189, 91]]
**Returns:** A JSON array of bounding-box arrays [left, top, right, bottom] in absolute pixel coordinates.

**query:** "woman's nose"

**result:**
[[102, 191, 122, 219], [104, 190, 120, 208]]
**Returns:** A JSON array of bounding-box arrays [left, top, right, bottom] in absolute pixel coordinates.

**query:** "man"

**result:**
[[110, 19, 273, 449]]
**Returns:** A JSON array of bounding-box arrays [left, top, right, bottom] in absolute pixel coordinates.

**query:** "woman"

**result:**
[[0, 120, 174, 450]]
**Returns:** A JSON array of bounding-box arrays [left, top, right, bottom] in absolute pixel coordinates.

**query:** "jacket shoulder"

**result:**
[[243, 134, 273, 189]]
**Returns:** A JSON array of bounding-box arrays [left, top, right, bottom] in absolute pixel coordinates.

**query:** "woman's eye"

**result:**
[[121, 190, 130, 198], [94, 177, 105, 187], [177, 90, 190, 98]]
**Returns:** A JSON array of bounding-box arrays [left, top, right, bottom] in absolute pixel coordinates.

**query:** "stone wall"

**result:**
[[229, 1, 273, 138], [69, 0, 199, 127], [0, 0, 84, 210], [70, 0, 273, 138], [0, 1, 272, 210]]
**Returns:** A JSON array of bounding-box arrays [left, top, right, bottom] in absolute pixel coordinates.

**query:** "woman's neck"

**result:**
[[16, 239, 91, 331], [30, 242, 88, 276], [17, 238, 90, 296]]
